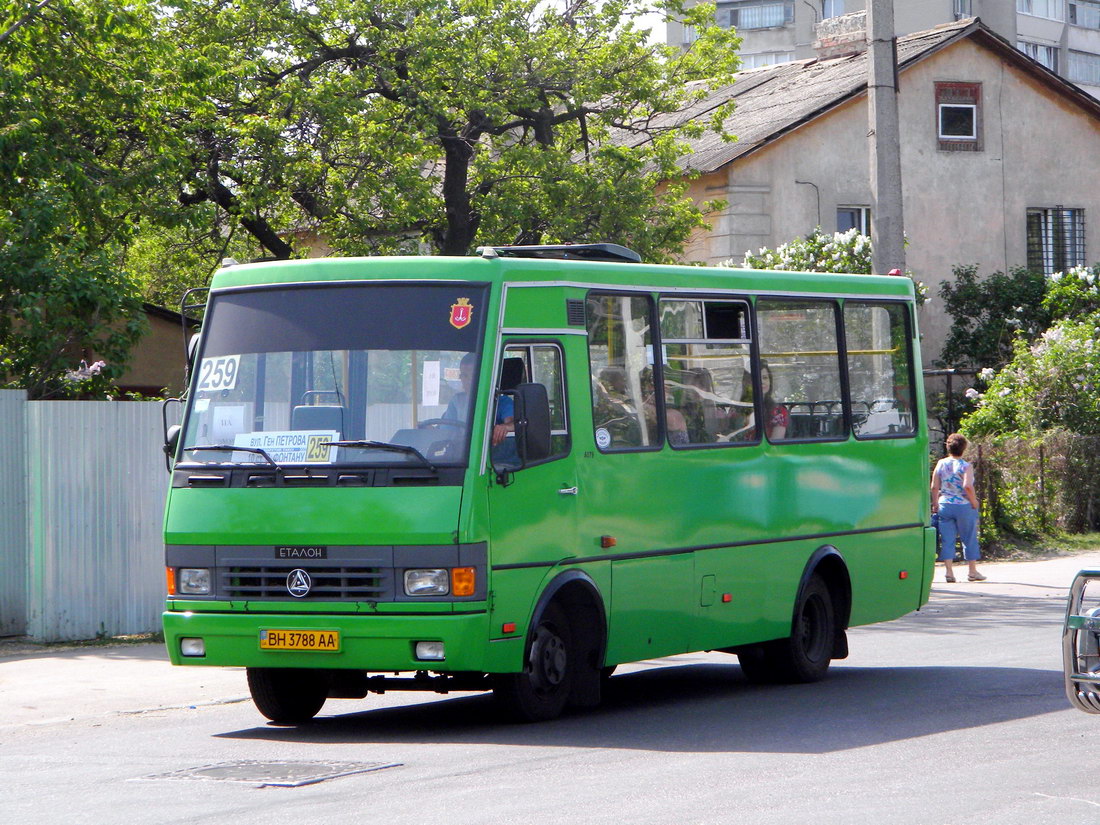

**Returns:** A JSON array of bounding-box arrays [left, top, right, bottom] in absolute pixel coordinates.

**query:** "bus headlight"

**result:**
[[404, 569, 449, 596], [178, 568, 211, 595]]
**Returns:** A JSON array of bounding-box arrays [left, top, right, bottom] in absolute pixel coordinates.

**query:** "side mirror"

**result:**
[[164, 424, 181, 462], [162, 396, 184, 471], [514, 382, 551, 463]]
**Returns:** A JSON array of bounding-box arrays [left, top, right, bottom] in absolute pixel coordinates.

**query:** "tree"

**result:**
[[961, 313, 1100, 438], [962, 265, 1100, 437], [0, 0, 173, 397], [735, 227, 925, 298], [937, 264, 1049, 370], [153, 0, 741, 262]]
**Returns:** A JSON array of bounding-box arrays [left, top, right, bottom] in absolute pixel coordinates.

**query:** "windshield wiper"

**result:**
[[320, 440, 437, 472], [182, 444, 279, 467]]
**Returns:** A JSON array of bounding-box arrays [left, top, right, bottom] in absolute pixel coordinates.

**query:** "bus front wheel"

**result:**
[[493, 602, 574, 722], [738, 574, 836, 684], [246, 667, 328, 724]]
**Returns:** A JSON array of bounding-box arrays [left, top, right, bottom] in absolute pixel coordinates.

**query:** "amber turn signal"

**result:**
[[600, 535, 617, 548], [452, 566, 476, 597], [165, 567, 176, 596]]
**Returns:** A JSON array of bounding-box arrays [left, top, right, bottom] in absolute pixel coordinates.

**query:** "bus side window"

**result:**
[[659, 297, 755, 445], [844, 302, 916, 437], [756, 299, 845, 441], [585, 294, 656, 451]]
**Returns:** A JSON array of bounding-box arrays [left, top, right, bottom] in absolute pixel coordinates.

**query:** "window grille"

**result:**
[[1027, 208, 1086, 275]]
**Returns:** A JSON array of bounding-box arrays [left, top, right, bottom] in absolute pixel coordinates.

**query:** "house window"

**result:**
[[717, 1, 794, 30], [1018, 0, 1066, 21], [1069, 50, 1100, 84], [1027, 208, 1086, 275], [935, 82, 983, 151], [823, 0, 845, 18], [1018, 41, 1060, 72], [740, 51, 794, 69], [1070, 0, 1100, 28], [837, 206, 871, 235], [681, 24, 699, 45], [954, 0, 973, 19]]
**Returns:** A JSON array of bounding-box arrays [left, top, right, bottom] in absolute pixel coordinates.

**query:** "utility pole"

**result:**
[[867, 0, 905, 275]]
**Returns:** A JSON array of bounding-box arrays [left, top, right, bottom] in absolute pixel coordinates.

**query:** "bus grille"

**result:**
[[221, 566, 391, 600]]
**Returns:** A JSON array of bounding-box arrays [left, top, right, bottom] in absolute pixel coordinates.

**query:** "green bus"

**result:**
[[162, 244, 935, 724]]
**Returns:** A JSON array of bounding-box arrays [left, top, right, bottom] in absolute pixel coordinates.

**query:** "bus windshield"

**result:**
[[180, 282, 488, 468]]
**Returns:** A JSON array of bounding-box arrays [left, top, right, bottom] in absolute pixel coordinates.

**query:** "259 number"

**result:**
[[197, 355, 240, 392]]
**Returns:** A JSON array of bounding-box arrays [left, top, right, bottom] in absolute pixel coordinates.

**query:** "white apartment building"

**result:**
[[669, 1, 1100, 99]]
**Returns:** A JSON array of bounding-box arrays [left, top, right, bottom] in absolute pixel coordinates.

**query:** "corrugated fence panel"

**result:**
[[0, 390, 29, 636], [26, 400, 167, 642]]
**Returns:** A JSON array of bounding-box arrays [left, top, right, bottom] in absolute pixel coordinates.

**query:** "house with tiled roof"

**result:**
[[659, 17, 1100, 362]]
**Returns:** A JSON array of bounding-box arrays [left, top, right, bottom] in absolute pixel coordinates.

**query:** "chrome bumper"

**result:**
[[1063, 569, 1100, 714]]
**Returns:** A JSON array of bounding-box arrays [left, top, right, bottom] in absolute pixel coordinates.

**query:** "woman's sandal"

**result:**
[[945, 575, 956, 583], [969, 572, 987, 582]]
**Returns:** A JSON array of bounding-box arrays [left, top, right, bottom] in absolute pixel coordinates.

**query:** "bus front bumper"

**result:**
[[163, 609, 492, 672]]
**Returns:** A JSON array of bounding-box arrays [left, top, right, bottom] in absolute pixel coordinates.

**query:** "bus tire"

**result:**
[[738, 574, 835, 684], [246, 667, 328, 724], [493, 602, 574, 722]]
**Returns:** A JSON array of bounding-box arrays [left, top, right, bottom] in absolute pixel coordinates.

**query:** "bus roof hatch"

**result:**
[[478, 243, 641, 264]]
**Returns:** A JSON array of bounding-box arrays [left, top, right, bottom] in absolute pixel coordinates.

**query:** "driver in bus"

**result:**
[[443, 352, 517, 460]]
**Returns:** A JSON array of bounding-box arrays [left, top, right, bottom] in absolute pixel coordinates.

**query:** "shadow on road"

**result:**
[[215, 661, 1065, 754]]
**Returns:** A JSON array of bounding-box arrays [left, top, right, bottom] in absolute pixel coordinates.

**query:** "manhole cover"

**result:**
[[142, 760, 401, 787]]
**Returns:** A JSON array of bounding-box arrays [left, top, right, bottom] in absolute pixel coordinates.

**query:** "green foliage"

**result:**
[[937, 264, 1049, 369], [961, 312, 1100, 437], [742, 227, 873, 273], [150, 0, 742, 263], [1042, 264, 1100, 322], [735, 227, 926, 300], [0, 0, 163, 397], [967, 434, 1100, 552]]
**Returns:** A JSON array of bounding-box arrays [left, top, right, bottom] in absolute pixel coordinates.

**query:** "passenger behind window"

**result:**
[[641, 367, 687, 446], [593, 366, 642, 447], [725, 362, 788, 441], [761, 361, 790, 440], [680, 368, 720, 443]]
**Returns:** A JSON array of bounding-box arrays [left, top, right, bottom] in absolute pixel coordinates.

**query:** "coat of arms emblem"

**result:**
[[450, 297, 473, 329]]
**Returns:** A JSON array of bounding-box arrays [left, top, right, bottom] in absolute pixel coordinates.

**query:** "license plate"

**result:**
[[259, 629, 340, 652]]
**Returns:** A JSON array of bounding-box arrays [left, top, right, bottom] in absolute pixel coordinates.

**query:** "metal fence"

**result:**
[[0, 390, 170, 642]]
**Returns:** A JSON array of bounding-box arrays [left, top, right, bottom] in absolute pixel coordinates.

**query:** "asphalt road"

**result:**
[[3, 551, 1099, 825]]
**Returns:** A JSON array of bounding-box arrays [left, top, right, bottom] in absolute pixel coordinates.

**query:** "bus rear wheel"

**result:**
[[738, 574, 836, 684], [246, 667, 328, 724], [493, 602, 574, 722]]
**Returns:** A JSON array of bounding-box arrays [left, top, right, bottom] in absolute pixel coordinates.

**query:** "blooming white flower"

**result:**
[[979, 367, 995, 383], [965, 388, 981, 400]]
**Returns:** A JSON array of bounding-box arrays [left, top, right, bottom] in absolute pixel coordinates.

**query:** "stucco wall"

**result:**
[[680, 37, 1100, 365]]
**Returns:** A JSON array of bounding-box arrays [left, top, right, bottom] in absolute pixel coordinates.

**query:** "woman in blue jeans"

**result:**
[[931, 433, 986, 583]]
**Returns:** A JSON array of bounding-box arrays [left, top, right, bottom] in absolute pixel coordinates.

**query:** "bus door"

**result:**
[[486, 340, 579, 593]]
